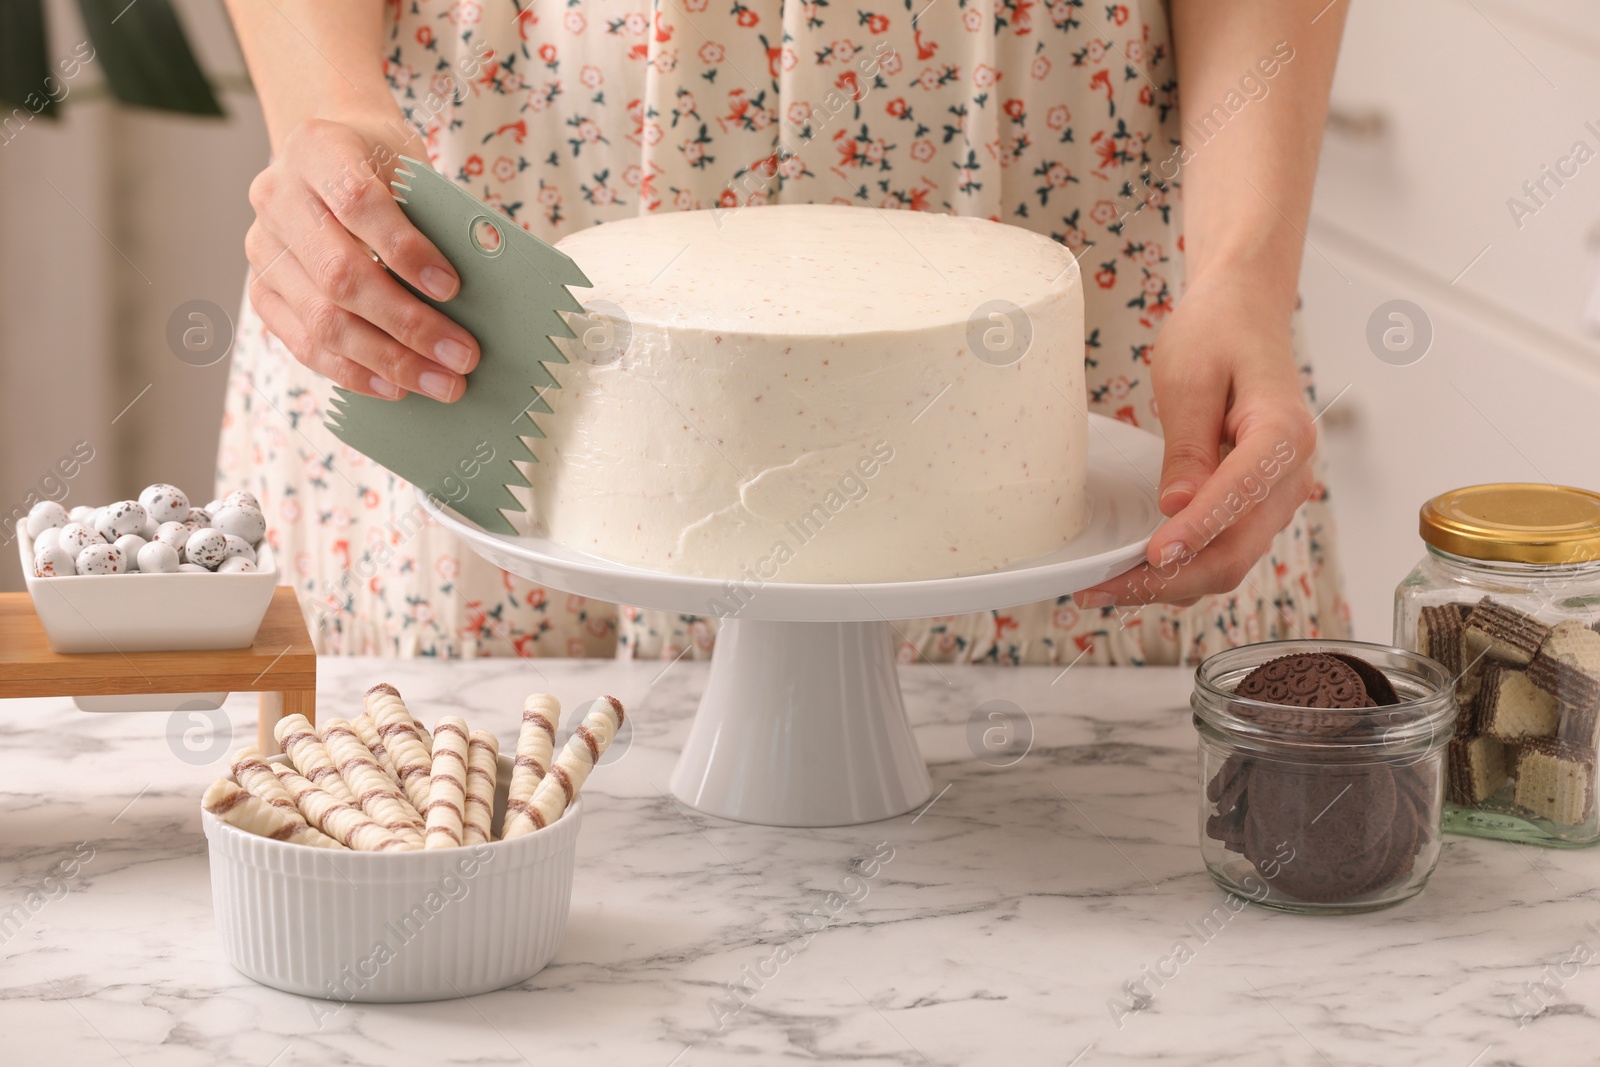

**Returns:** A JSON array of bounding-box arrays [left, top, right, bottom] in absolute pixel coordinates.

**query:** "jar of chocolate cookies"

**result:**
[[1395, 483, 1600, 848], [1193, 641, 1455, 914]]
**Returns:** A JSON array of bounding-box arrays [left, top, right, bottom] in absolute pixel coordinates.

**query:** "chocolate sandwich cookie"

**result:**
[[1330, 653, 1400, 706], [1232, 653, 1373, 738]]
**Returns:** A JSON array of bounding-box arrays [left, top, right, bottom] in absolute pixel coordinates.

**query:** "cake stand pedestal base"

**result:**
[[669, 619, 931, 826]]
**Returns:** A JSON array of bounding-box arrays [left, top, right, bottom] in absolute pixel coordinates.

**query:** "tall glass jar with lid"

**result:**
[[1394, 483, 1600, 847]]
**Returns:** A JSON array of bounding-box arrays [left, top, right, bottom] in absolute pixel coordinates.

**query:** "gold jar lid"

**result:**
[[1420, 483, 1600, 565]]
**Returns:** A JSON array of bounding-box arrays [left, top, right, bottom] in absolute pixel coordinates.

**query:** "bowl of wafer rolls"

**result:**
[[200, 683, 621, 1002]]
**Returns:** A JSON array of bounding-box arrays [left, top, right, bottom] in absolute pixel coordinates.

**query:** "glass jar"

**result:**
[[1394, 483, 1600, 848], [1193, 641, 1455, 914]]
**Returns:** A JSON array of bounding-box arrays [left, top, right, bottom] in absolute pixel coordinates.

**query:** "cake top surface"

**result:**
[[554, 204, 1079, 335]]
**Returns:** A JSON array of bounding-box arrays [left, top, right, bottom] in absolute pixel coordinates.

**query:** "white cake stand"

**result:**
[[420, 414, 1163, 827]]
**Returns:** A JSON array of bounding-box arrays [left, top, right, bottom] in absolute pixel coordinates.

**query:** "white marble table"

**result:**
[[1, 657, 1595, 1066]]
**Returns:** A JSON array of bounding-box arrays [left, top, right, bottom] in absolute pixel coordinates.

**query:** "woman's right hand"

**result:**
[[243, 118, 480, 402]]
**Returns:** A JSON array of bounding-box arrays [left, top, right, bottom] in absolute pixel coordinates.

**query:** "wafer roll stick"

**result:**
[[502, 694, 559, 839], [414, 714, 434, 756], [321, 718, 425, 846], [203, 779, 346, 849], [352, 712, 401, 785], [229, 746, 345, 850], [275, 714, 356, 805], [504, 696, 624, 838], [271, 763, 413, 851], [424, 717, 470, 849], [463, 730, 499, 845], [365, 683, 433, 812]]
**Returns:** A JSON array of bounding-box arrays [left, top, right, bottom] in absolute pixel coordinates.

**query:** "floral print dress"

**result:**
[[219, 0, 1351, 664]]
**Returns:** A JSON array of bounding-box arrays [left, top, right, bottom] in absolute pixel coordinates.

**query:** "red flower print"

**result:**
[[886, 97, 907, 117], [445, 1, 482, 26], [962, 8, 982, 30], [867, 13, 889, 33], [1110, 4, 1129, 25], [1044, 162, 1072, 187], [1046, 104, 1071, 129], [685, 0, 708, 10], [735, 7, 759, 27], [462, 155, 484, 176], [563, 10, 585, 33], [879, 49, 903, 74], [833, 39, 857, 62], [836, 71, 862, 101], [1089, 199, 1118, 224], [910, 139, 935, 162], [1089, 67, 1112, 99], [416, 26, 434, 45], [537, 184, 560, 206], [538, 43, 557, 63], [580, 65, 604, 89], [700, 41, 725, 63], [1031, 56, 1050, 79], [1138, 85, 1152, 106], [624, 11, 648, 33], [1108, 375, 1131, 400], [1095, 266, 1117, 288], [1114, 405, 1137, 425], [492, 155, 516, 182], [1002, 98, 1025, 120], [1086, 39, 1106, 62], [1127, 41, 1145, 63], [973, 64, 1000, 88], [787, 101, 813, 126], [1140, 242, 1163, 265], [513, 8, 535, 38], [1142, 273, 1165, 295], [528, 587, 546, 609], [914, 28, 937, 59]]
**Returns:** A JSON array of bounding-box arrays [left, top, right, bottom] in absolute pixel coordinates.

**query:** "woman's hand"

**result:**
[[1074, 270, 1317, 609], [244, 118, 480, 401]]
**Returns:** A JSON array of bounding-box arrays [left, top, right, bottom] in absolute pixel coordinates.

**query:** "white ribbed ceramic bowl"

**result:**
[[202, 754, 581, 1002]]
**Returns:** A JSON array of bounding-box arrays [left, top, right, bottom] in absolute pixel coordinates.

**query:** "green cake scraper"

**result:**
[[325, 156, 590, 534]]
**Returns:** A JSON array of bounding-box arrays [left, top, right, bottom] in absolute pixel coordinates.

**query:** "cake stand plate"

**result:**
[[421, 415, 1164, 826]]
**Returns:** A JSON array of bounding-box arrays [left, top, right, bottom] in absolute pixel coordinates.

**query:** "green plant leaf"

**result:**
[[0, 0, 58, 120], [76, 0, 223, 116]]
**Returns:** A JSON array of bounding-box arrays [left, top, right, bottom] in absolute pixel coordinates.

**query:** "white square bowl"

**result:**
[[202, 754, 581, 1002], [16, 520, 280, 654]]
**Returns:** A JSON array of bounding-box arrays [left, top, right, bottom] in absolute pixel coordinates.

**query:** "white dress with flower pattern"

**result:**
[[219, 0, 1350, 664]]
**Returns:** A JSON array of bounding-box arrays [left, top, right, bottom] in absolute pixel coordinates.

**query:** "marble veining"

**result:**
[[1, 658, 1596, 1065]]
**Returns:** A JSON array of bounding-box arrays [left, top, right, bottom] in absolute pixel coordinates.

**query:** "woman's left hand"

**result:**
[[1074, 270, 1318, 610]]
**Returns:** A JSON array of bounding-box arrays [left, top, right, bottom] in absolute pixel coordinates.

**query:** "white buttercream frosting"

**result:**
[[537, 204, 1087, 584]]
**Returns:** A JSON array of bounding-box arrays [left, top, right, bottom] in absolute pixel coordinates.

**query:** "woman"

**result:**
[[221, 0, 1349, 664]]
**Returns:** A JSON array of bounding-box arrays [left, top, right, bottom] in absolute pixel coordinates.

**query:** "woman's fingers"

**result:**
[[1075, 506, 1284, 608], [1145, 407, 1315, 570], [247, 120, 480, 398], [268, 183, 478, 385], [248, 224, 463, 401], [246, 269, 393, 399], [1151, 353, 1229, 517]]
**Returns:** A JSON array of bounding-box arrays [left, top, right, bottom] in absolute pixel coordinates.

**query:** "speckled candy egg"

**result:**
[[26, 500, 69, 538], [153, 521, 188, 554], [114, 534, 147, 571], [137, 483, 190, 524], [177, 562, 209, 573], [75, 542, 125, 575], [181, 507, 212, 533], [58, 522, 103, 554], [185, 528, 227, 570], [100, 500, 148, 539], [136, 540, 180, 574], [217, 556, 257, 574], [204, 498, 226, 515], [221, 534, 257, 565], [212, 504, 267, 545], [67, 505, 95, 524], [33, 527, 62, 554], [32, 545, 75, 577], [140, 515, 159, 540], [221, 490, 261, 512]]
